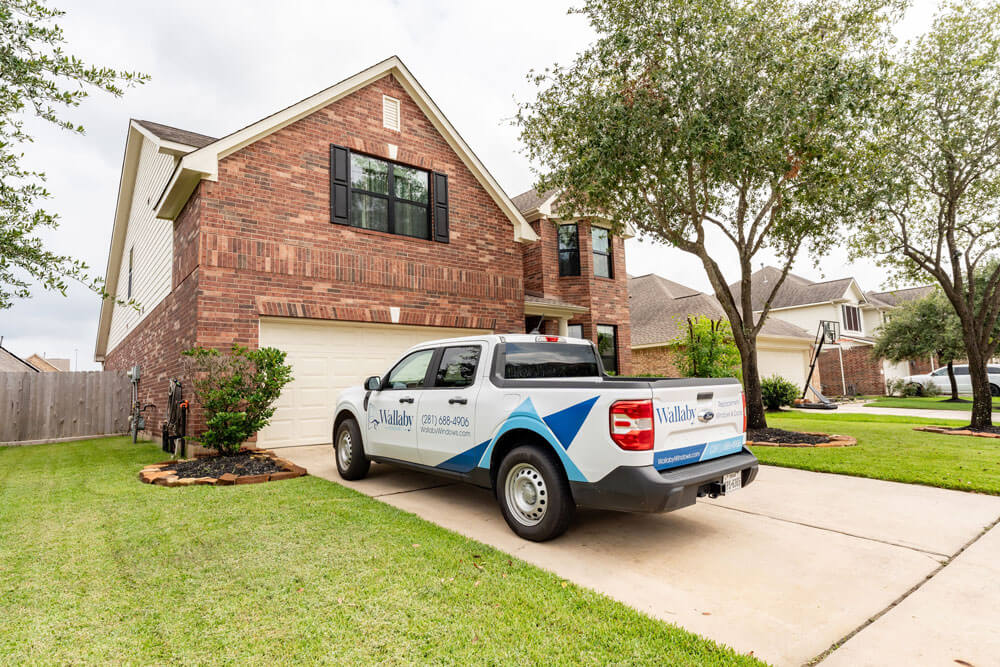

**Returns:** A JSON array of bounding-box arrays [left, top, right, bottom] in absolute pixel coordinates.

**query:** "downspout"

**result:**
[[838, 345, 847, 395]]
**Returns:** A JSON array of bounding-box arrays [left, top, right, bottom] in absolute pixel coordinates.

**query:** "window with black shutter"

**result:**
[[558, 224, 580, 276], [330, 145, 445, 242]]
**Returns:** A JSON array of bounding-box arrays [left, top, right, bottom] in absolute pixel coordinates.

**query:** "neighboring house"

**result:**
[[25, 355, 69, 372], [730, 266, 933, 396], [0, 344, 39, 372], [94, 57, 631, 448], [629, 274, 819, 391], [513, 188, 631, 374]]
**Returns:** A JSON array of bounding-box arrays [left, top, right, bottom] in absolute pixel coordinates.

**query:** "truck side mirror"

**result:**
[[364, 376, 382, 391]]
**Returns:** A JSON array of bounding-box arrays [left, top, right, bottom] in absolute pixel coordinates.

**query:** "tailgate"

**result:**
[[651, 382, 745, 471]]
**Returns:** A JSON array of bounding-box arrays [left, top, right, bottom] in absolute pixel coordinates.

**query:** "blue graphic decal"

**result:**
[[653, 433, 747, 471], [654, 444, 706, 471], [475, 398, 587, 482], [543, 396, 599, 449], [437, 439, 491, 473]]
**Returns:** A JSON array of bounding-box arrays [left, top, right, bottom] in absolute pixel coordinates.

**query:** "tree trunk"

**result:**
[[966, 348, 993, 429], [946, 360, 959, 401], [736, 336, 767, 430]]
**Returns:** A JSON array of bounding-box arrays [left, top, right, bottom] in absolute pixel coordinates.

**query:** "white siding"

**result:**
[[763, 303, 839, 337], [106, 137, 177, 353]]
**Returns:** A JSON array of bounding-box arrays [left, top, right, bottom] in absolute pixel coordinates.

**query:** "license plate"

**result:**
[[722, 471, 742, 495]]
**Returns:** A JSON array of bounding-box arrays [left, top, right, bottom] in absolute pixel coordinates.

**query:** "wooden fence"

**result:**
[[0, 371, 132, 446]]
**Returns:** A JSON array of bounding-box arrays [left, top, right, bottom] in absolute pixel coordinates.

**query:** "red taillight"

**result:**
[[609, 399, 654, 451], [741, 392, 747, 433], [536, 336, 561, 342]]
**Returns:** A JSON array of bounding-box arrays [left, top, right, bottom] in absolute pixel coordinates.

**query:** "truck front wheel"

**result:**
[[334, 418, 370, 480], [496, 445, 574, 541]]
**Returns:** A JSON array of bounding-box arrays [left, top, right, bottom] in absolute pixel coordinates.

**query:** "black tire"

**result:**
[[991, 384, 1000, 397], [333, 418, 370, 480], [495, 445, 574, 542]]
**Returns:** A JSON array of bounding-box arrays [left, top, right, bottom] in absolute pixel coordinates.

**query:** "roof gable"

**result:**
[[153, 56, 536, 243], [729, 266, 866, 311]]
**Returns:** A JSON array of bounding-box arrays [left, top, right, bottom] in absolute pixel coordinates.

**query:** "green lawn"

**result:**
[[864, 396, 1000, 411], [0, 438, 759, 666], [754, 411, 1000, 494]]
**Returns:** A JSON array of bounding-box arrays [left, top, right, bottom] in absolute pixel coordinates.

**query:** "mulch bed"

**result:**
[[747, 427, 857, 448], [138, 449, 307, 487], [914, 425, 1000, 439]]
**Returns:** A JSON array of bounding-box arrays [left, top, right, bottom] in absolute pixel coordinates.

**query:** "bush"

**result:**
[[182, 344, 294, 454], [885, 378, 906, 397], [903, 381, 923, 397], [760, 374, 800, 411], [669, 316, 742, 380], [922, 380, 941, 396]]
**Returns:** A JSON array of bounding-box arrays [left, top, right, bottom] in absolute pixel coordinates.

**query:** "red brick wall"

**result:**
[[104, 195, 202, 442], [523, 218, 632, 374], [818, 346, 885, 396], [632, 346, 682, 376], [191, 73, 525, 353]]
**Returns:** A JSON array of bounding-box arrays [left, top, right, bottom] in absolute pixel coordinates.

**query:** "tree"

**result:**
[[852, 0, 1000, 428], [872, 291, 965, 400], [0, 0, 148, 309], [516, 0, 900, 428], [669, 316, 742, 379], [182, 345, 294, 455]]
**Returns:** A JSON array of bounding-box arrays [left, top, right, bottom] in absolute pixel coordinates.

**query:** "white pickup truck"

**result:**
[[332, 334, 757, 541]]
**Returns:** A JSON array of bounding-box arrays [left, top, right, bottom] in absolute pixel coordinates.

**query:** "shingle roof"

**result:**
[[728, 266, 858, 311], [134, 119, 217, 149], [866, 285, 936, 308], [629, 274, 813, 346], [511, 188, 557, 214], [0, 345, 39, 372]]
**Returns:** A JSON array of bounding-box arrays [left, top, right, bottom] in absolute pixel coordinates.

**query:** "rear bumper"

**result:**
[[569, 449, 759, 513]]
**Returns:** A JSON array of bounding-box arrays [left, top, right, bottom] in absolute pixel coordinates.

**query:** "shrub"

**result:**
[[885, 378, 906, 397], [760, 374, 800, 411], [669, 316, 742, 380], [922, 380, 941, 396], [182, 344, 294, 454], [902, 381, 923, 397]]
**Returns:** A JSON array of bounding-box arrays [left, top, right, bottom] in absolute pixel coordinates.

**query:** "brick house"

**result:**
[[94, 57, 632, 448], [628, 274, 819, 392], [730, 266, 935, 396]]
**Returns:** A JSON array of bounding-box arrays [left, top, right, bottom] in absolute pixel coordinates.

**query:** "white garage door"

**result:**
[[257, 317, 489, 447], [757, 343, 812, 390]]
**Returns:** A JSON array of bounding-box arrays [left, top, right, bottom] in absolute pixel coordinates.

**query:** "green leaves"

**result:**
[[760, 375, 800, 411], [0, 0, 148, 309], [872, 291, 965, 365], [182, 345, 294, 454], [669, 316, 742, 380]]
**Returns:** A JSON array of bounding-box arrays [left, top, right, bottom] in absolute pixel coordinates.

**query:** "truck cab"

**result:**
[[333, 334, 757, 541]]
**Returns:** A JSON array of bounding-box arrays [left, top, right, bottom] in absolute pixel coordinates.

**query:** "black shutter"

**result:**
[[432, 172, 449, 243], [330, 144, 350, 225]]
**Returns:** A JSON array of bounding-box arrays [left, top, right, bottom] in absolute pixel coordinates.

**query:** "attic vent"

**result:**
[[382, 95, 401, 131]]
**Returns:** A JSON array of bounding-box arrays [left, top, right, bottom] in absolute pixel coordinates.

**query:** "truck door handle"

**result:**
[[399, 397, 414, 404], [448, 397, 468, 405]]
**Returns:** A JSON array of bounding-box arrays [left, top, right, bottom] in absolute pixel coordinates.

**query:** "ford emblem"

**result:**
[[697, 409, 715, 423]]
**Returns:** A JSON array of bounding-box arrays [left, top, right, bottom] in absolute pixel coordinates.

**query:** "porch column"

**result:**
[[558, 318, 569, 336]]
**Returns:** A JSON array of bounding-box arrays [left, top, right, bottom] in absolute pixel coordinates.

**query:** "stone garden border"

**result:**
[[913, 426, 1000, 439], [747, 431, 857, 448], [138, 449, 307, 487]]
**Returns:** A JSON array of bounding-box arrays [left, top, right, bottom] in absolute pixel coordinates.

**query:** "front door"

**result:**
[[417, 344, 483, 468], [366, 348, 435, 461]]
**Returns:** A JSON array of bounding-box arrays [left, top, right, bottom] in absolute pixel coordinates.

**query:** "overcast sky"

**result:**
[[2, 0, 938, 370]]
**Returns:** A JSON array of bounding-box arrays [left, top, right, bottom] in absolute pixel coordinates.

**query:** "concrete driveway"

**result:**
[[280, 445, 1000, 666]]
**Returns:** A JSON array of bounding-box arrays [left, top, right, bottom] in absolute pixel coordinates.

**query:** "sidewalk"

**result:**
[[799, 402, 1000, 423]]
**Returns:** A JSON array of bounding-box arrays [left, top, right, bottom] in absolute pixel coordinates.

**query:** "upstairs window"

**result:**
[[841, 304, 862, 332], [331, 145, 448, 242], [592, 227, 613, 278], [127, 247, 134, 299], [558, 224, 580, 276]]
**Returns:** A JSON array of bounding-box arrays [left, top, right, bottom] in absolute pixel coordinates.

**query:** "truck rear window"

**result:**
[[502, 342, 601, 379]]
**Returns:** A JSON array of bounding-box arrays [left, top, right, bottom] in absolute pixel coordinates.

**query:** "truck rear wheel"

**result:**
[[496, 445, 574, 541], [334, 418, 370, 480]]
